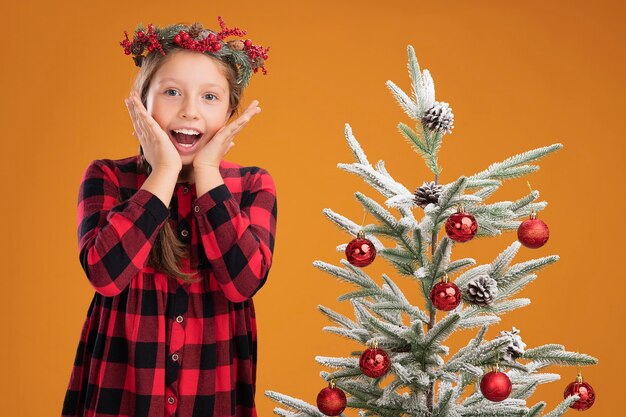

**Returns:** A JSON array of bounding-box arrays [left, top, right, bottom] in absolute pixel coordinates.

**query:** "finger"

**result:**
[[227, 105, 260, 135], [128, 96, 143, 129], [126, 99, 142, 141], [136, 115, 149, 142], [222, 117, 249, 141], [131, 103, 147, 141], [240, 103, 261, 120], [244, 99, 260, 112], [129, 95, 153, 141], [125, 97, 136, 124], [131, 93, 165, 136]]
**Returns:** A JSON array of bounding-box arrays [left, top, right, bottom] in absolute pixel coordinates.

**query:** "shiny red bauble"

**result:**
[[564, 375, 595, 411], [359, 347, 391, 378], [430, 281, 462, 311], [316, 383, 347, 416], [517, 211, 549, 249], [346, 231, 376, 267], [445, 207, 478, 243], [480, 371, 512, 402]]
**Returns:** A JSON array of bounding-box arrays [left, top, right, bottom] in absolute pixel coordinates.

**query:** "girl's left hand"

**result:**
[[193, 100, 261, 169]]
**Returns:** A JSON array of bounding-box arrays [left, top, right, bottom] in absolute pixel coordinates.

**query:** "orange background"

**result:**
[[2, 0, 623, 415]]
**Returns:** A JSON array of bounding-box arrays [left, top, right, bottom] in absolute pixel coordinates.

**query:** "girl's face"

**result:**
[[145, 50, 231, 166]]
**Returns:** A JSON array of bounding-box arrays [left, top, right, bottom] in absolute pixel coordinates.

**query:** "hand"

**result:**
[[192, 100, 262, 169], [125, 90, 182, 173]]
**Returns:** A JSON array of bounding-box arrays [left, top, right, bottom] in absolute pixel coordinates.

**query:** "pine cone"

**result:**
[[133, 55, 145, 68], [465, 274, 498, 306], [253, 56, 265, 67], [413, 181, 442, 208], [422, 101, 454, 134], [500, 327, 527, 362], [130, 43, 145, 56], [227, 40, 245, 51], [188, 22, 204, 39]]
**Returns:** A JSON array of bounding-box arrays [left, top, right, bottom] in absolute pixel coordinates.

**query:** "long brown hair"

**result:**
[[133, 46, 244, 282]]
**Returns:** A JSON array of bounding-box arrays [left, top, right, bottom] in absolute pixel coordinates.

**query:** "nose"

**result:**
[[179, 97, 199, 119]]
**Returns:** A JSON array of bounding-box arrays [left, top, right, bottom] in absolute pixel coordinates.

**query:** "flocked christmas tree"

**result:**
[[264, 46, 598, 417]]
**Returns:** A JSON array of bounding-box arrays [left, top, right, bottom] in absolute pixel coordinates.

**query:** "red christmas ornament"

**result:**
[[445, 205, 478, 243], [564, 373, 595, 411], [359, 341, 391, 378], [345, 230, 376, 267], [316, 381, 347, 416], [430, 275, 462, 311], [480, 369, 512, 402], [517, 211, 549, 249]]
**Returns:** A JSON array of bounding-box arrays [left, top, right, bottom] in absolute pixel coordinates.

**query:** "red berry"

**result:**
[[137, 31, 144, 38], [244, 39, 252, 47], [174, 35, 181, 44], [182, 32, 190, 41], [213, 42, 222, 51], [148, 45, 154, 52]]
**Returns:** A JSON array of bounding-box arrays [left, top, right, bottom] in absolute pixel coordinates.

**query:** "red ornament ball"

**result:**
[[564, 378, 595, 411], [316, 384, 347, 416], [517, 212, 549, 249], [430, 281, 462, 311], [345, 231, 376, 267], [359, 348, 391, 378], [445, 209, 478, 243], [480, 371, 512, 402]]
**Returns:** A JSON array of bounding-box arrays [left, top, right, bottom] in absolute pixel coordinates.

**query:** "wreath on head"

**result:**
[[120, 16, 270, 88]]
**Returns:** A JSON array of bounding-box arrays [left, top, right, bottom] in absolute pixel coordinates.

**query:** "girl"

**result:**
[[62, 19, 277, 417]]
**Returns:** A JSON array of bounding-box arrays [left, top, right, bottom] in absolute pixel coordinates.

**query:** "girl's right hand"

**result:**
[[125, 90, 182, 173]]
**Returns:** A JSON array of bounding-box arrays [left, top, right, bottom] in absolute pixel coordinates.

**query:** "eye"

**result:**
[[165, 89, 180, 96], [204, 93, 217, 101]]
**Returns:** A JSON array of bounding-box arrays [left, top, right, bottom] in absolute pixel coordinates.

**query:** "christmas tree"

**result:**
[[264, 46, 598, 417]]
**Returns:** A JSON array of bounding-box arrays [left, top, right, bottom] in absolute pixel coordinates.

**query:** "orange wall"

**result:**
[[1, 0, 623, 415]]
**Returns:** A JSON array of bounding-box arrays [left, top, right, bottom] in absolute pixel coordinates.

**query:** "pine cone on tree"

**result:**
[[422, 101, 454, 134], [414, 181, 442, 208], [500, 327, 527, 362], [465, 274, 498, 306]]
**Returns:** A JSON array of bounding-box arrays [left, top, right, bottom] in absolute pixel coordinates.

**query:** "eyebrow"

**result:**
[[156, 77, 226, 93]]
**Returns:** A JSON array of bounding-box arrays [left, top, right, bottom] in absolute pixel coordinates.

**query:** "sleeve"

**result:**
[[76, 159, 171, 296], [192, 168, 277, 302]]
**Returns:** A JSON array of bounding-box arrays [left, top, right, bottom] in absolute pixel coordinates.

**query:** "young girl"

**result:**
[[62, 18, 276, 417]]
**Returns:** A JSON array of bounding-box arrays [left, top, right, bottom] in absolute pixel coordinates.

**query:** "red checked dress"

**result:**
[[62, 154, 277, 417]]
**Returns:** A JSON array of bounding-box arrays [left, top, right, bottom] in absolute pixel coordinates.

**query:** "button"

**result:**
[[172, 353, 179, 361], [167, 396, 176, 405], [181, 229, 189, 238], [176, 315, 184, 323], [193, 205, 200, 213], [183, 186, 189, 194]]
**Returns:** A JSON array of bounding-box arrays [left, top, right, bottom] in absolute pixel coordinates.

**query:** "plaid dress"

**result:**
[[62, 154, 277, 417]]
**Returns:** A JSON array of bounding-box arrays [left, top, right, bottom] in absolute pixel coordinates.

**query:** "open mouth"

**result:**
[[170, 128, 203, 149]]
